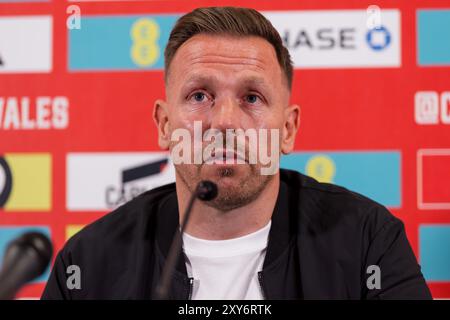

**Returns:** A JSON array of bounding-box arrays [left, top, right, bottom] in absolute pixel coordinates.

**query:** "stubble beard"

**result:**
[[175, 162, 273, 212]]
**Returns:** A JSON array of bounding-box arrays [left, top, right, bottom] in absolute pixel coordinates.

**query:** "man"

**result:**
[[42, 7, 431, 299]]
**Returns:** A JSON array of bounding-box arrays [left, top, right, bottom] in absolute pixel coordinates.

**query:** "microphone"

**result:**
[[0, 231, 53, 300], [155, 180, 218, 299]]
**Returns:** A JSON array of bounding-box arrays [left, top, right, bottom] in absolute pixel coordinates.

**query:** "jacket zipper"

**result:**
[[258, 272, 266, 300], [187, 277, 194, 300]]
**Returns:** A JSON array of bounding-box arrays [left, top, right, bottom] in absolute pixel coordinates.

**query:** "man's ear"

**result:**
[[153, 99, 171, 150], [281, 104, 300, 154]]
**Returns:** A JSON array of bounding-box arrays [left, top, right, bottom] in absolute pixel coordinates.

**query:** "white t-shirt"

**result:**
[[182, 221, 271, 300]]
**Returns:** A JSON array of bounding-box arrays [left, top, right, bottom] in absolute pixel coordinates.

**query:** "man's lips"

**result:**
[[204, 149, 247, 164]]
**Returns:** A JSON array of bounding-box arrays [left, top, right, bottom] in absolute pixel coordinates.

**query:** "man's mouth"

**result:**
[[205, 149, 247, 164]]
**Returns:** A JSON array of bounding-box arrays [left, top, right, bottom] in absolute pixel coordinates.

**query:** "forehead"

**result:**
[[166, 34, 285, 89]]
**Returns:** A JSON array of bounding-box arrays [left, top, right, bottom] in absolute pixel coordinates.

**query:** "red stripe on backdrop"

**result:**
[[428, 283, 450, 300]]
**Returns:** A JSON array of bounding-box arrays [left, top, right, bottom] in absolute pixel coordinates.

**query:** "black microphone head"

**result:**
[[0, 231, 53, 299], [196, 180, 218, 201], [16, 232, 53, 264], [3, 231, 53, 280]]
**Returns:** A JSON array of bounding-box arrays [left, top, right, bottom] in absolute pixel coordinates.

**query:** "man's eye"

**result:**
[[245, 94, 259, 104], [190, 92, 207, 102]]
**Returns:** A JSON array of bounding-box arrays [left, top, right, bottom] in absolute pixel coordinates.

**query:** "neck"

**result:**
[[176, 172, 279, 240]]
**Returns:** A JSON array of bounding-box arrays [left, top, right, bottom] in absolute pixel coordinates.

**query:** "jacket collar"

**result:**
[[156, 190, 188, 276], [263, 177, 294, 268], [155, 172, 296, 271], [154, 171, 298, 299]]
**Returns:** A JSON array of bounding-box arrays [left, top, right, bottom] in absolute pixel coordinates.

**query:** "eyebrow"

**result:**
[[184, 74, 219, 87], [240, 76, 268, 89], [183, 74, 270, 90]]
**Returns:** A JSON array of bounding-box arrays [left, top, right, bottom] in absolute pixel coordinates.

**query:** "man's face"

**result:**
[[154, 34, 299, 211]]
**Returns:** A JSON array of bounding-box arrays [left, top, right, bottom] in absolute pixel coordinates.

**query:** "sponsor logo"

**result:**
[[415, 91, 450, 125], [0, 153, 51, 211], [281, 151, 401, 207], [0, 96, 69, 130], [67, 153, 175, 211], [265, 10, 401, 68], [68, 10, 401, 71], [366, 25, 391, 51], [68, 15, 179, 71], [0, 16, 52, 73]]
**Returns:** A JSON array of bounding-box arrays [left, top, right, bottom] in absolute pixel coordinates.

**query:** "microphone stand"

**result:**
[[155, 181, 217, 300]]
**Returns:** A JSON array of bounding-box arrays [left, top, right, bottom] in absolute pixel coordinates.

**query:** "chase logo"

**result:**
[[68, 15, 179, 71], [265, 10, 401, 68], [281, 151, 401, 208], [0, 153, 51, 211], [366, 26, 391, 51]]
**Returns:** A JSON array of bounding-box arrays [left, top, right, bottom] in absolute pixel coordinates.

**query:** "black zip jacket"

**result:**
[[41, 169, 432, 299]]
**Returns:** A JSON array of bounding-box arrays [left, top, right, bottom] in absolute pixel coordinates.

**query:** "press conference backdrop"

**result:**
[[0, 0, 449, 299]]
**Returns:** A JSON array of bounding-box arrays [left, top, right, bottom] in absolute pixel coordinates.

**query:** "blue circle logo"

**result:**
[[366, 26, 391, 51]]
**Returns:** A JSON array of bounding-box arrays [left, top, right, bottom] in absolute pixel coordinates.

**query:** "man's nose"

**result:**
[[210, 96, 241, 131]]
